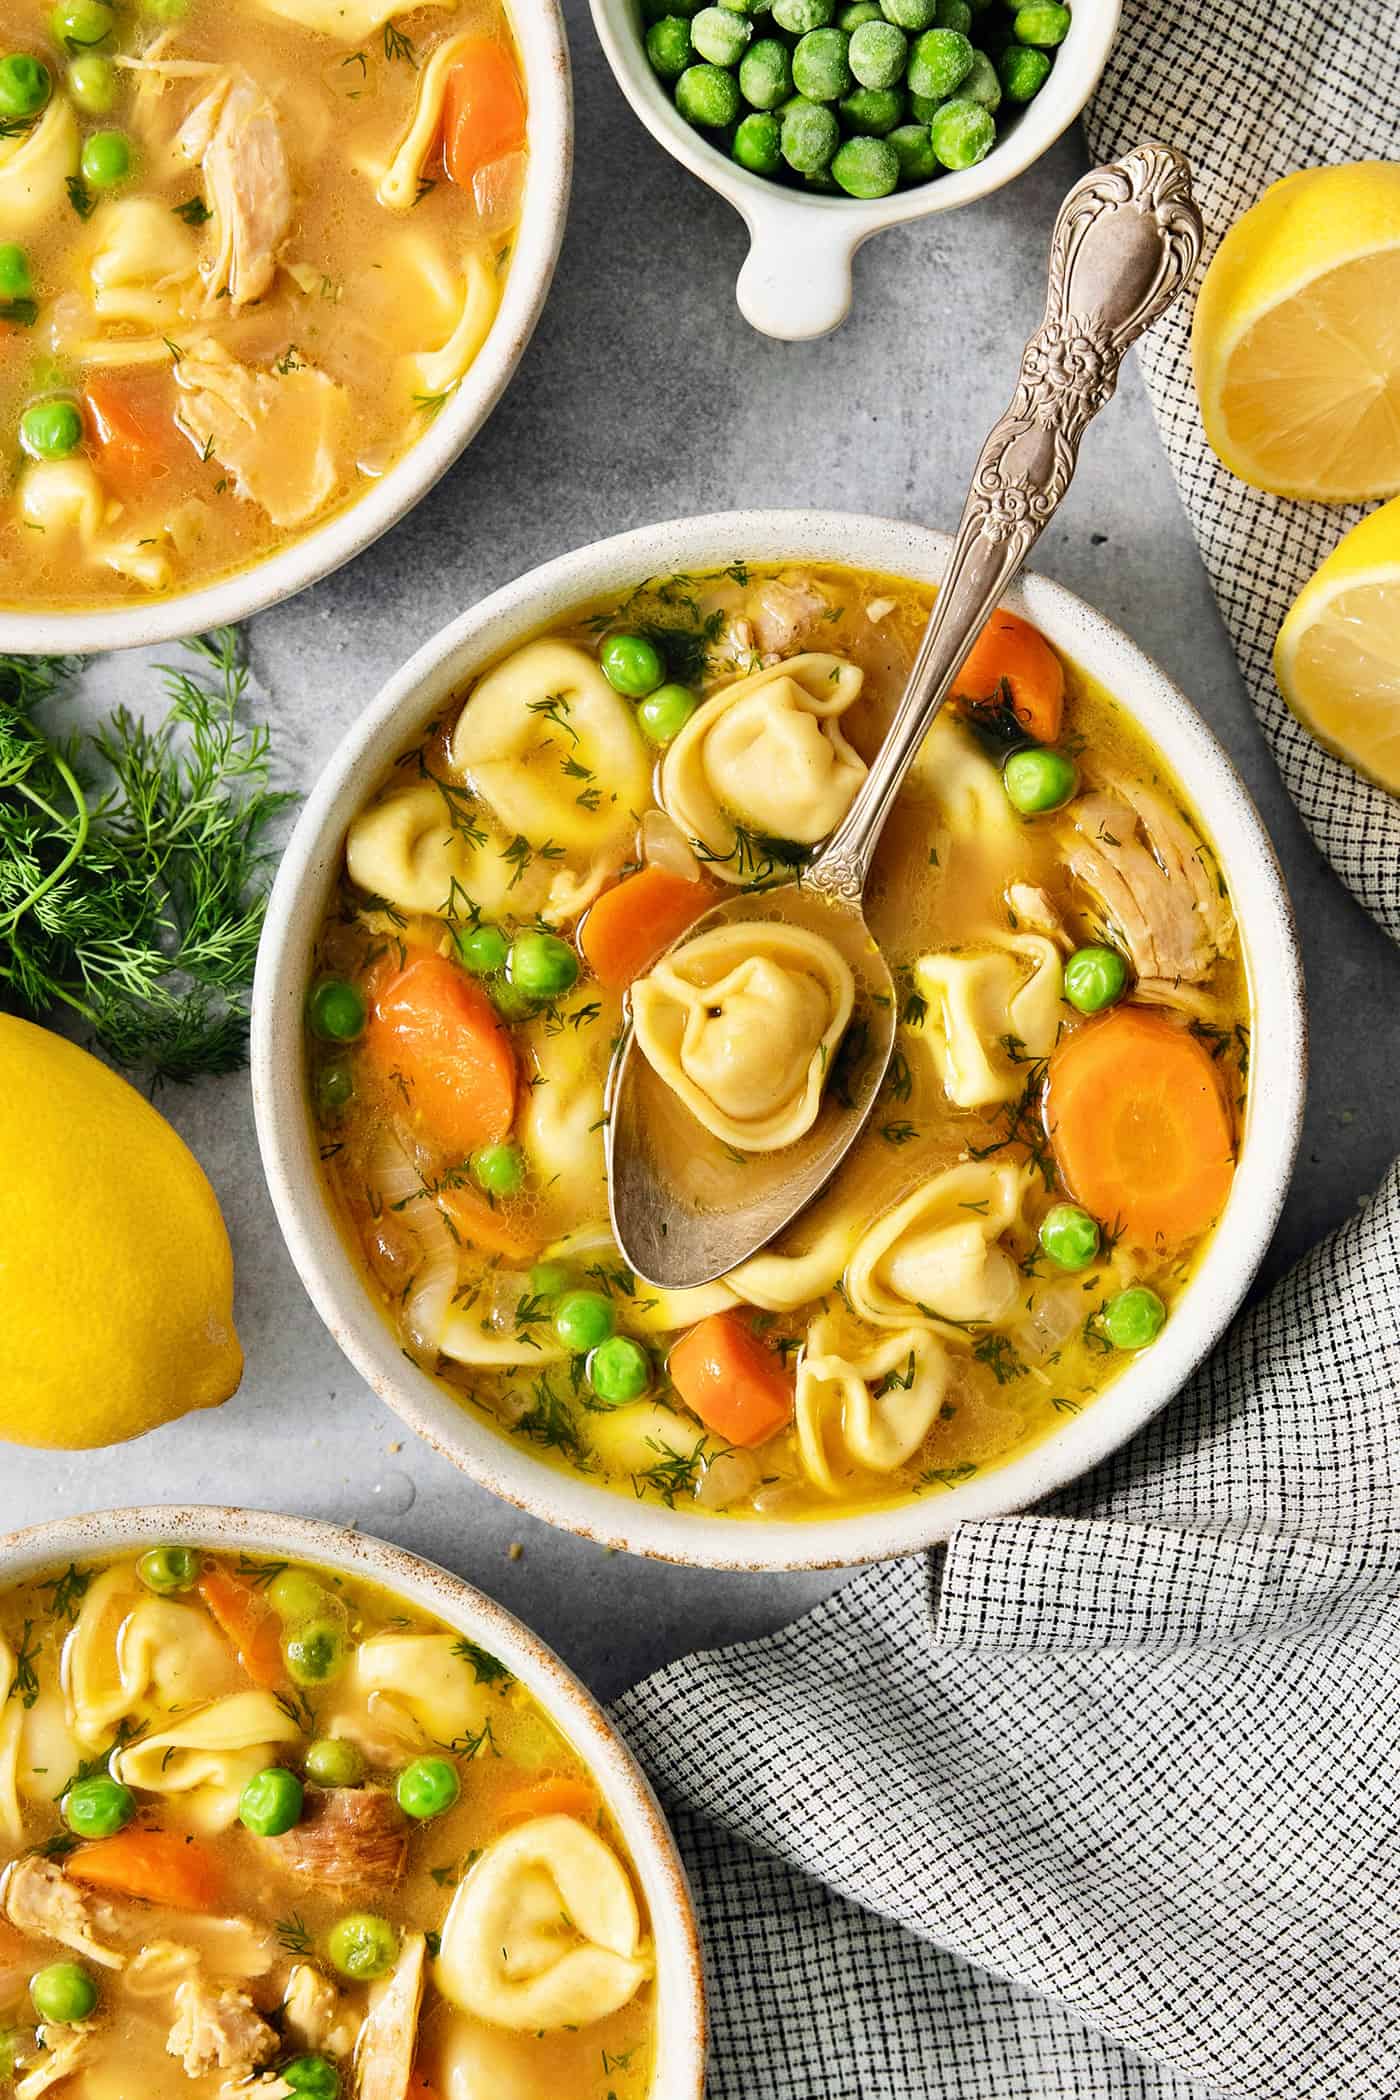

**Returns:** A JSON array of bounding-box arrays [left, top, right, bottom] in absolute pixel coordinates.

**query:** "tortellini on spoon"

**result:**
[[632, 922, 854, 1153], [435, 1815, 652, 2031], [846, 1161, 1028, 1332], [659, 653, 866, 876], [795, 1320, 950, 1495]]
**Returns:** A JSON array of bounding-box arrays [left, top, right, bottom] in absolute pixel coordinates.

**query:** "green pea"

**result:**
[[456, 921, 508, 974], [308, 978, 366, 1043], [19, 399, 82, 462], [738, 38, 791, 106], [285, 1619, 349, 1687], [642, 0, 700, 18], [239, 1767, 304, 1837], [528, 1259, 574, 1301], [847, 17, 906, 85], [780, 95, 839, 173], [80, 128, 133, 189], [877, 0, 936, 29], [66, 52, 115, 112], [888, 120, 937, 180], [1038, 1202, 1100, 1272], [280, 2058, 340, 2100], [327, 1913, 399, 1983], [395, 1755, 460, 1821], [998, 41, 1050, 99], [934, 0, 971, 27], [959, 46, 1001, 107], [135, 1543, 199, 1595], [645, 15, 693, 77], [638, 681, 699, 742], [587, 1335, 651, 1406], [30, 1964, 97, 2026], [599, 631, 665, 697], [1001, 745, 1075, 813], [906, 26, 973, 98], [674, 61, 741, 127], [268, 1568, 330, 1622], [1063, 944, 1129, 1015], [0, 244, 31, 302], [691, 3, 751, 61], [771, 0, 834, 29], [63, 1775, 135, 1839], [50, 0, 113, 49], [1102, 1286, 1166, 1352], [0, 54, 51, 120], [316, 1060, 354, 1117], [471, 1141, 525, 1198], [831, 133, 899, 193], [792, 25, 852, 99], [1013, 0, 1070, 43], [304, 1737, 365, 1788], [929, 93, 994, 168], [837, 84, 903, 132], [505, 929, 579, 1001], [719, 0, 768, 13], [839, 0, 882, 23], [732, 111, 781, 177], [553, 1289, 616, 1352]]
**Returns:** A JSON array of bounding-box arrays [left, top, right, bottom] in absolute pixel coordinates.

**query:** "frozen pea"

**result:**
[[888, 119, 938, 179], [771, 0, 834, 29], [830, 132, 898, 195], [906, 25, 973, 97], [838, 83, 903, 131], [643, 0, 702, 18], [998, 40, 1051, 98], [792, 25, 851, 98], [1013, 0, 1070, 43], [720, 0, 770, 12], [691, 3, 751, 61], [675, 60, 742, 123], [847, 16, 906, 85], [646, 16, 693, 76], [929, 92, 994, 167], [739, 35, 793, 104], [733, 108, 782, 172], [934, 0, 971, 26], [959, 46, 1001, 107], [878, 0, 936, 26], [780, 93, 839, 171], [839, 0, 882, 23]]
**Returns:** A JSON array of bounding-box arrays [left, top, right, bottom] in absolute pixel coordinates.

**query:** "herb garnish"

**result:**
[[452, 1638, 513, 1688]]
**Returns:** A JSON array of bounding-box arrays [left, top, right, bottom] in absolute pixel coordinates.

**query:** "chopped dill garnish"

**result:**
[[879, 1120, 918, 1146], [452, 1638, 513, 1688], [8, 1621, 39, 1708], [382, 20, 416, 61], [632, 1435, 711, 1508], [967, 1058, 1056, 1190], [972, 1334, 1027, 1385], [274, 1914, 313, 1956], [39, 1564, 93, 1624], [515, 1375, 587, 1460], [448, 1718, 500, 1760], [172, 196, 212, 225]]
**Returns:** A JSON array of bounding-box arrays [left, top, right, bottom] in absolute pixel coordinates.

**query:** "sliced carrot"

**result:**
[[365, 951, 517, 1157], [1044, 1006, 1236, 1250], [67, 1829, 225, 1912], [83, 372, 183, 484], [668, 1311, 794, 1449], [580, 867, 718, 991], [197, 1564, 286, 1691], [442, 39, 526, 188], [405, 2075, 442, 2100], [439, 1184, 538, 1261], [954, 606, 1066, 745], [496, 1775, 598, 1827]]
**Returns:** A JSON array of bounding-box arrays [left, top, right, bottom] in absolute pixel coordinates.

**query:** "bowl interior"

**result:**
[[0, 1504, 706, 2100], [252, 509, 1305, 1573]]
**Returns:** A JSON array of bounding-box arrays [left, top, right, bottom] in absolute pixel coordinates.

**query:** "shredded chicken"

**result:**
[[1061, 783, 1231, 984], [14, 2027, 93, 2100], [283, 1964, 359, 2058], [1006, 881, 1068, 947], [125, 1941, 202, 1999], [174, 341, 349, 529], [167, 1976, 279, 2080], [355, 1932, 425, 2100], [749, 571, 829, 656], [268, 1785, 409, 1894], [1132, 977, 1227, 1020], [175, 67, 292, 307], [2, 1859, 129, 1971]]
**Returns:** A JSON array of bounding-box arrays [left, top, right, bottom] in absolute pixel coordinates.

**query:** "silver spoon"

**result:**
[[606, 142, 1205, 1290]]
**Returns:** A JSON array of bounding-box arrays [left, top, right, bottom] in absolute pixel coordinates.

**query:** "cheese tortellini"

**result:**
[[64, 1567, 238, 1745], [914, 933, 1063, 1108], [379, 33, 476, 209], [660, 653, 866, 874], [633, 922, 854, 1152], [254, 0, 451, 37], [796, 1321, 950, 1494], [846, 1161, 1028, 1332], [436, 1816, 652, 2031], [18, 461, 173, 592], [0, 99, 78, 234], [0, 1637, 23, 1843], [517, 986, 610, 1229], [907, 714, 1024, 847], [113, 1691, 302, 1830], [86, 199, 200, 334], [402, 252, 501, 403], [345, 1633, 494, 1747]]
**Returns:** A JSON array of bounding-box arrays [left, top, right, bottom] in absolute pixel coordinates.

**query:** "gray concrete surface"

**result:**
[[4, 6, 1399, 1700]]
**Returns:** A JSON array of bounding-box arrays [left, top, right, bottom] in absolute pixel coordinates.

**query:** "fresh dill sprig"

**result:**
[[452, 1638, 513, 1688]]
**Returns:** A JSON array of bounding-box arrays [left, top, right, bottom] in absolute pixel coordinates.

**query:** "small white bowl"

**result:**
[[0, 1504, 706, 2100], [0, 3, 572, 656], [252, 508, 1306, 1573], [589, 0, 1120, 338]]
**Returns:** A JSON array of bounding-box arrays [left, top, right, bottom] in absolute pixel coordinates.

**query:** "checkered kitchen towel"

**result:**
[[615, 1164, 1400, 2098], [1083, 0, 1400, 940]]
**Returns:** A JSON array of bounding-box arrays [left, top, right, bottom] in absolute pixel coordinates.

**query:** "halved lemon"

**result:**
[[1274, 495, 1400, 793], [1193, 163, 1400, 502]]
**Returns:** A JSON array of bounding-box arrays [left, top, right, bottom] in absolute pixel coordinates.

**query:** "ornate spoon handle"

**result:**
[[807, 142, 1205, 906]]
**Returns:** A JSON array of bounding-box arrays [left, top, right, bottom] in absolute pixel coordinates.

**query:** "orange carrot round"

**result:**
[[496, 1775, 598, 1827], [83, 373, 182, 484], [197, 1565, 286, 1691], [442, 40, 526, 188], [365, 952, 516, 1157], [955, 606, 1066, 744], [580, 866, 717, 990], [668, 1310, 794, 1448], [1044, 1006, 1236, 1249], [67, 1829, 225, 1912]]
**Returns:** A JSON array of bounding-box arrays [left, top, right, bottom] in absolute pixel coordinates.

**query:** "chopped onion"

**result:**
[[1015, 1282, 1083, 1360], [482, 1268, 535, 1333], [694, 1447, 760, 1511], [472, 151, 526, 239], [640, 809, 701, 883], [366, 1129, 458, 1358], [865, 596, 896, 623]]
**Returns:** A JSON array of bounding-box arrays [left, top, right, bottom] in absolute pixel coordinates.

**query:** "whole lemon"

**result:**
[[0, 1015, 242, 1447]]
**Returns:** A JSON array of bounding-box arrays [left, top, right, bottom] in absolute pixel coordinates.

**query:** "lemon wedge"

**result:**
[[1192, 163, 1400, 501], [1274, 495, 1400, 794]]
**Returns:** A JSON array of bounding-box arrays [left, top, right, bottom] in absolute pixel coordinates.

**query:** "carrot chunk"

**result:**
[[197, 1564, 286, 1691], [954, 606, 1066, 745], [83, 373, 183, 482], [442, 40, 526, 188], [580, 867, 717, 990], [67, 1829, 225, 1912], [365, 952, 516, 1157], [1044, 1006, 1236, 1249], [496, 1776, 598, 1827], [439, 1184, 537, 1261], [668, 1311, 794, 1448]]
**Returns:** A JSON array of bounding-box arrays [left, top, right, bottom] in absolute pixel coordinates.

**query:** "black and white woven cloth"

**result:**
[[1082, 0, 1400, 940], [615, 1164, 1400, 2098]]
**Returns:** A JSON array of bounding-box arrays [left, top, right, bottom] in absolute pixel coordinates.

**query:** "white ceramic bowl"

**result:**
[[253, 509, 1306, 1572], [0, 5, 572, 656], [0, 1504, 706, 2100], [589, 0, 1120, 338]]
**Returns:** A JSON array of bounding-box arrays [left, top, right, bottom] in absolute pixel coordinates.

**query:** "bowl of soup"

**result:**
[[0, 0, 570, 651], [252, 509, 1306, 1570], [0, 1506, 705, 2099]]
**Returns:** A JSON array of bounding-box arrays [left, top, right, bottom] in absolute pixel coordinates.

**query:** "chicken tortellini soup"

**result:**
[[0, 1547, 656, 2099], [307, 563, 1252, 1522], [0, 0, 527, 608]]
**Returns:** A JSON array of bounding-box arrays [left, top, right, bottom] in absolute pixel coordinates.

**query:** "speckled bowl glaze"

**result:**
[[0, 1504, 706, 2099], [253, 509, 1306, 1572], [0, 2, 572, 656], [588, 0, 1120, 338]]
